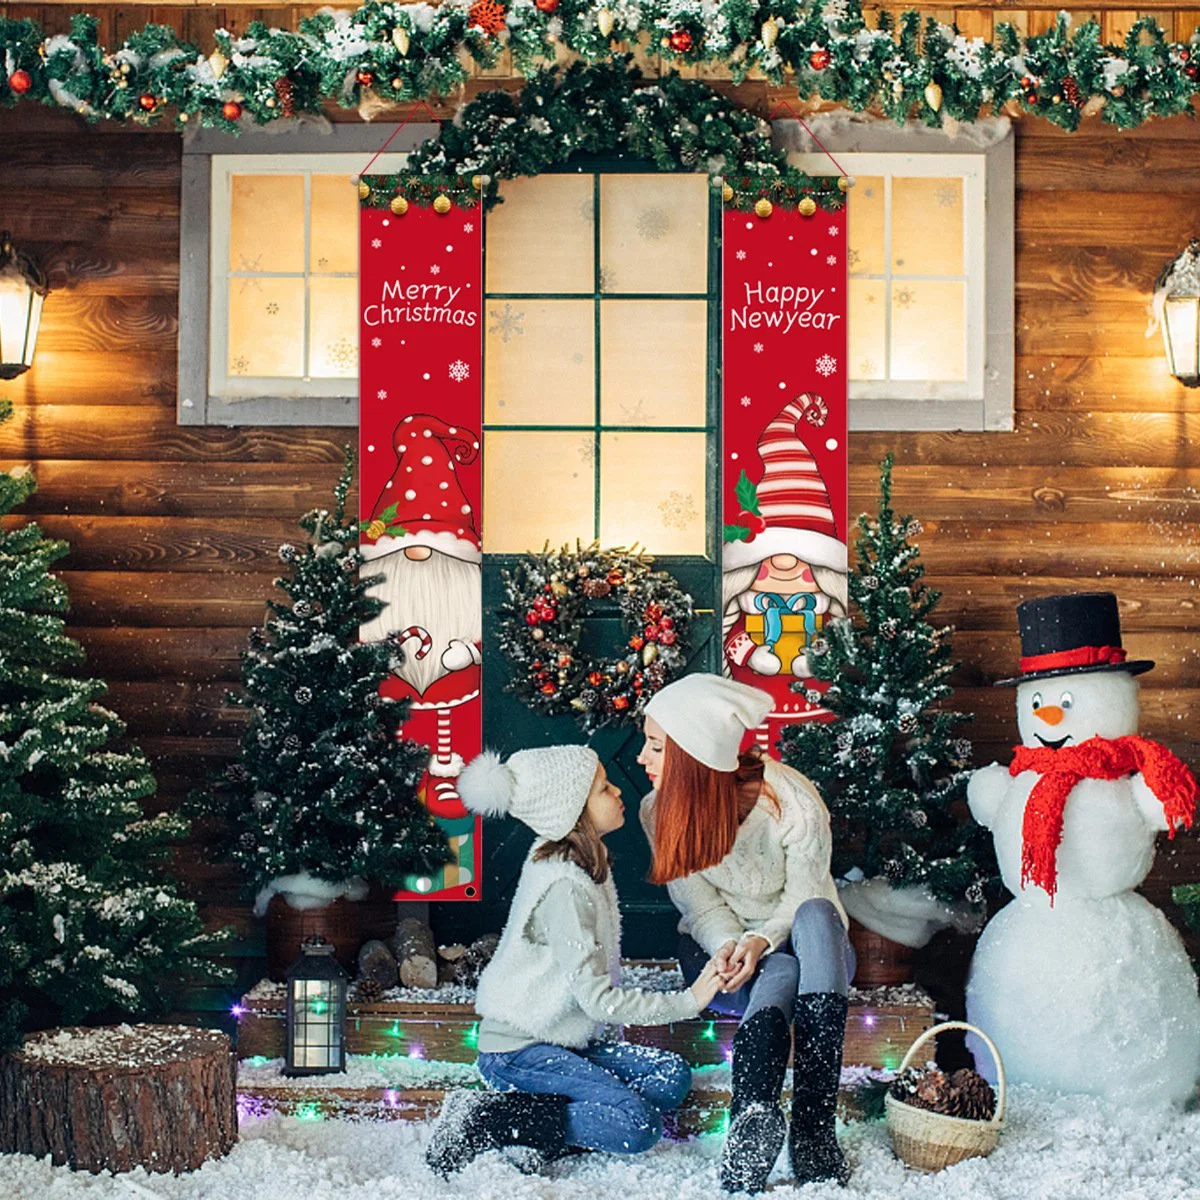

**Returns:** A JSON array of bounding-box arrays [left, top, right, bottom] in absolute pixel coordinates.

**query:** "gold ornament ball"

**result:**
[[265, 96, 277, 108], [472, 173, 490, 191], [798, 196, 817, 217], [838, 175, 854, 192], [390, 195, 409, 216], [754, 197, 773, 219], [616, 660, 630, 674], [392, 78, 403, 89], [433, 194, 452, 215], [358, 180, 371, 200], [722, 182, 734, 203]]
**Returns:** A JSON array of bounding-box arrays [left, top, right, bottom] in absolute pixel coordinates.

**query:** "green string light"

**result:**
[[701, 1021, 717, 1041]]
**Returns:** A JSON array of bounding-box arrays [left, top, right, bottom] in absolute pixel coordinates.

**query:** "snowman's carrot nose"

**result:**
[[1035, 705, 1065, 725]]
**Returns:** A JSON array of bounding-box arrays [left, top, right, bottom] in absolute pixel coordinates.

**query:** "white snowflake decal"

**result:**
[[827, 225, 839, 236], [740, 395, 752, 407], [449, 359, 470, 383], [376, 389, 388, 400], [826, 255, 838, 266], [430, 264, 441, 276], [463, 222, 475, 233], [753, 342, 764, 354], [371, 238, 382, 249], [371, 337, 382, 348], [735, 249, 747, 260], [815, 354, 838, 377]]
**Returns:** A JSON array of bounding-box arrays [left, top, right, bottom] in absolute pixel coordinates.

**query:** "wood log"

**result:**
[[0, 1024, 237, 1174], [392, 918, 437, 990]]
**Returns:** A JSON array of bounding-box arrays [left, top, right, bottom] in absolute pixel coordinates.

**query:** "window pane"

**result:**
[[600, 300, 707, 427], [484, 431, 595, 553], [485, 300, 594, 425], [849, 278, 886, 381], [229, 175, 304, 273], [310, 174, 358, 274], [309, 276, 358, 377], [891, 177, 963, 276], [228, 277, 305, 377], [891, 281, 965, 381], [600, 433, 706, 555], [486, 175, 594, 294], [848, 176, 885, 276], [600, 174, 709, 294]]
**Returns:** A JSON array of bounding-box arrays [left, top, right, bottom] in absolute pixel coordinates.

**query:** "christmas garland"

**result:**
[[496, 543, 694, 733], [2, 4, 1199, 133], [361, 59, 845, 210]]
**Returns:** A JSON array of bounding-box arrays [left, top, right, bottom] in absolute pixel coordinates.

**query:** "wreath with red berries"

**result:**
[[496, 543, 694, 733]]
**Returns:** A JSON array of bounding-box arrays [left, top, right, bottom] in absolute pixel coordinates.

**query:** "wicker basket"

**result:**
[[885, 1021, 1006, 1173]]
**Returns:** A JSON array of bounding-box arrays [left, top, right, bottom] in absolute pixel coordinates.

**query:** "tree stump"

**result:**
[[391, 917, 437, 989], [0, 1024, 238, 1174]]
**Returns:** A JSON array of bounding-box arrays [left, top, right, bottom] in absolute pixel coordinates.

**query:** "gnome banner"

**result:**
[[722, 200, 848, 758], [359, 186, 483, 902]]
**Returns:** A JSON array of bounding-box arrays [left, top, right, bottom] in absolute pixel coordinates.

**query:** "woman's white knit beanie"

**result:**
[[643, 674, 773, 772], [458, 745, 601, 840]]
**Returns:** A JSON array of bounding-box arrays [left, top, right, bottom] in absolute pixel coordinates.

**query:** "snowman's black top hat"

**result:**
[[994, 591, 1155, 687]]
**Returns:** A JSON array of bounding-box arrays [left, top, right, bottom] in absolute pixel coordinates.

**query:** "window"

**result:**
[[788, 122, 1014, 431], [480, 170, 719, 557], [179, 125, 433, 425]]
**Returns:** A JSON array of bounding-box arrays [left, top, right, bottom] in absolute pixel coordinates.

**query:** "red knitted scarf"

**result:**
[[1009, 735, 1196, 901]]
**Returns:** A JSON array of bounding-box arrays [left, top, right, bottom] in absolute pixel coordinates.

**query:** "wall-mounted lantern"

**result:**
[[1153, 238, 1200, 388], [0, 232, 48, 380]]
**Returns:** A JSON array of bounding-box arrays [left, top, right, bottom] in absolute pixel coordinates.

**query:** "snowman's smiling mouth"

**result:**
[[1035, 733, 1072, 750]]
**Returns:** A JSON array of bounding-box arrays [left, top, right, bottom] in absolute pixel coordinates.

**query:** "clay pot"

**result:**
[[265, 895, 361, 982], [848, 917, 917, 986]]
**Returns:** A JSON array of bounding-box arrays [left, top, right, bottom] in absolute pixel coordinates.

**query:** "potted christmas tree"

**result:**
[[195, 453, 449, 979], [0, 398, 225, 1049], [779, 455, 997, 984]]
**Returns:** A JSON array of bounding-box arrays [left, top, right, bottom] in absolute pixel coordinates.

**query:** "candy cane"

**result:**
[[396, 625, 432, 660], [796, 392, 829, 428]]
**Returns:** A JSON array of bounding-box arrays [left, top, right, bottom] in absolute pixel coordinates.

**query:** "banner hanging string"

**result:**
[[358, 99, 443, 179]]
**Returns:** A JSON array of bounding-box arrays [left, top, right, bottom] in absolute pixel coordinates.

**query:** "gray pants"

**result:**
[[677, 898, 855, 1024]]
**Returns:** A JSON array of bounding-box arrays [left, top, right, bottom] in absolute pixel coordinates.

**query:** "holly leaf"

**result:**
[[723, 523, 751, 543], [378, 502, 399, 523], [735, 470, 760, 516]]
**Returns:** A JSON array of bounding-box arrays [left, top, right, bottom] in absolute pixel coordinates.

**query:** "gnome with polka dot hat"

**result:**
[[722, 393, 848, 752], [359, 414, 483, 888]]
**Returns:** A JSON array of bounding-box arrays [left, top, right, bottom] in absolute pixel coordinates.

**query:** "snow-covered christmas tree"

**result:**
[[195, 452, 449, 911], [779, 455, 997, 916], [0, 397, 223, 1052]]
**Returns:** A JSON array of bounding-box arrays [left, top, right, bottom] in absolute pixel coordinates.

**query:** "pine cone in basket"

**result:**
[[355, 977, 385, 1003], [889, 1066, 952, 1113], [946, 1069, 996, 1121]]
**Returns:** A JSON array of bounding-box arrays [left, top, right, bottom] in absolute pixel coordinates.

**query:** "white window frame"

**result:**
[[178, 124, 437, 426], [782, 120, 1014, 432]]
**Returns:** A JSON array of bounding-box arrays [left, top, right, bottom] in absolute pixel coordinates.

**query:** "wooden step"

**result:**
[[234, 965, 935, 1072]]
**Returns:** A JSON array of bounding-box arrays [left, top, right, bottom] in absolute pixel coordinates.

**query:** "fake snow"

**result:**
[[0, 1084, 1195, 1198]]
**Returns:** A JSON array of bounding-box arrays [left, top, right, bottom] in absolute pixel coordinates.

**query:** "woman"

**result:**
[[637, 673, 855, 1193]]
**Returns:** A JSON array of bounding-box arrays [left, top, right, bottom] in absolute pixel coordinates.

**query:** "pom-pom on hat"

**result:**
[[643, 674, 773, 772], [458, 745, 601, 841]]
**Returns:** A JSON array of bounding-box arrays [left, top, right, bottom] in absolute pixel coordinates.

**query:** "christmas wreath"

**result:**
[[497, 543, 694, 733]]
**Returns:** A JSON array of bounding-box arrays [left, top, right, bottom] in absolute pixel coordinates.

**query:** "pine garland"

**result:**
[[2, 5, 1198, 133]]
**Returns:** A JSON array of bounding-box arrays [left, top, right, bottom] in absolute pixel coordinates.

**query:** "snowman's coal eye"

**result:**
[[1060, 691, 1074, 710], [1031, 692, 1043, 710]]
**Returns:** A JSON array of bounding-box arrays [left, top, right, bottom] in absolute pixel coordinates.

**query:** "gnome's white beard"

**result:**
[[360, 551, 482, 697]]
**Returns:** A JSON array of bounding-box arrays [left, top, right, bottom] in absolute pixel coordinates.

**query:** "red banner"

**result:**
[[359, 191, 483, 901], [721, 202, 849, 757]]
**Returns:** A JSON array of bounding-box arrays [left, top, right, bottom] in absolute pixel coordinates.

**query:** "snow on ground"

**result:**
[[2, 1085, 1198, 1200]]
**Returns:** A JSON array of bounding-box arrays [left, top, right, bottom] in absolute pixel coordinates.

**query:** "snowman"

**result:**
[[966, 592, 1199, 1109]]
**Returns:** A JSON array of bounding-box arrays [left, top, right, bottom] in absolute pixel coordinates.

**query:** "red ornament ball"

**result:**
[[668, 28, 694, 54], [138, 93, 158, 112], [525, 611, 541, 626], [535, 0, 559, 11], [540, 682, 557, 696], [809, 49, 831, 70], [1188, 64, 1200, 80], [612, 695, 630, 711], [643, 625, 660, 642], [356, 69, 375, 87], [660, 629, 678, 646], [221, 100, 243, 121], [660, 615, 674, 630], [8, 69, 32, 95]]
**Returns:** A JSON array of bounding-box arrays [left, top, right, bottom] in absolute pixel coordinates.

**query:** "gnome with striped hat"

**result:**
[[722, 393, 848, 692]]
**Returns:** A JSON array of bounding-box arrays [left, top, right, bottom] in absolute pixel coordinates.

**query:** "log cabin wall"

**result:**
[[1, 3, 1198, 999]]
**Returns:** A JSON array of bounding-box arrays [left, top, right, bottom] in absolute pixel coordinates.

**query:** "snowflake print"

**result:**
[[848, 248, 861, 268], [371, 238, 382, 249], [658, 491, 698, 531], [430, 264, 441, 276], [740, 395, 752, 407], [895, 287, 916, 308], [936, 184, 959, 207], [231, 355, 250, 375], [815, 354, 838, 378], [326, 338, 355, 370], [376, 389, 388, 400], [826, 255, 837, 266], [371, 337, 382, 348], [753, 342, 764, 354], [636, 207, 670, 241], [620, 397, 647, 423], [577, 437, 596, 466], [449, 359, 470, 383], [735, 249, 747, 260], [266, 301, 280, 315], [488, 302, 525, 343], [859, 357, 878, 375], [828, 225, 839, 236], [317, 256, 329, 269], [463, 222, 474, 233]]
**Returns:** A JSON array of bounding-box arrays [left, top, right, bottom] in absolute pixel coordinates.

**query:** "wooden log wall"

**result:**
[[1, 3, 1198, 988]]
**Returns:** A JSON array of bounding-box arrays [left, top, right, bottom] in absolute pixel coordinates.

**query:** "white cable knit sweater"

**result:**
[[640, 757, 848, 956]]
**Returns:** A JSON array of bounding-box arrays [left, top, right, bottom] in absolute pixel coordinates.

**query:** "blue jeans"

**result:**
[[678, 898, 856, 1023], [477, 1039, 692, 1154]]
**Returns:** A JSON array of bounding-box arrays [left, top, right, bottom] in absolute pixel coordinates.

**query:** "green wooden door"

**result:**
[[434, 159, 721, 955]]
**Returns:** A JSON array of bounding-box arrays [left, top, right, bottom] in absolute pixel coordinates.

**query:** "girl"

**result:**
[[638, 674, 855, 1193], [425, 743, 724, 1176]]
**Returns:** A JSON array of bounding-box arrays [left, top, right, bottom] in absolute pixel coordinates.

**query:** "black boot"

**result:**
[[789, 992, 850, 1186], [425, 1089, 569, 1177], [719, 1007, 791, 1194]]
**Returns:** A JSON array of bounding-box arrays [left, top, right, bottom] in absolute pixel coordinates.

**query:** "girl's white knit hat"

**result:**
[[458, 745, 601, 840], [643, 674, 773, 772]]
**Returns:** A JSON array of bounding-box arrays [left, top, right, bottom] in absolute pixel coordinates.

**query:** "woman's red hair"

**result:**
[[648, 738, 773, 884]]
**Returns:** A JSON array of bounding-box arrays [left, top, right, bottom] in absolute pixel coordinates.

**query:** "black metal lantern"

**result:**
[[283, 935, 349, 1076], [0, 232, 48, 380], [1153, 238, 1200, 388]]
